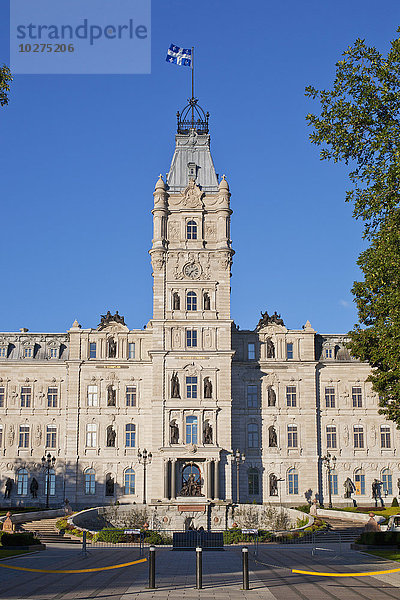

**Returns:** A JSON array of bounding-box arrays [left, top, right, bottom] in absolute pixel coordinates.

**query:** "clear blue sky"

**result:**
[[1, 1, 399, 334]]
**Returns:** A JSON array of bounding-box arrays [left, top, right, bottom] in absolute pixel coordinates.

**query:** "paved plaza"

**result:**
[[1, 543, 400, 599]]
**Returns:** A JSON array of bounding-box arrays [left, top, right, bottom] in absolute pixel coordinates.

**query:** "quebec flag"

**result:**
[[166, 44, 192, 67]]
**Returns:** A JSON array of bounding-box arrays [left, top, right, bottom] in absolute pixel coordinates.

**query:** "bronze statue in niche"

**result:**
[[108, 337, 117, 358], [171, 372, 180, 398], [204, 377, 212, 398]]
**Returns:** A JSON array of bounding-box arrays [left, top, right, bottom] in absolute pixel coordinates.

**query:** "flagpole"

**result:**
[[191, 46, 194, 127]]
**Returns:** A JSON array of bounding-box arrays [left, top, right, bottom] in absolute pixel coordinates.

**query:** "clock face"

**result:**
[[183, 262, 200, 278]]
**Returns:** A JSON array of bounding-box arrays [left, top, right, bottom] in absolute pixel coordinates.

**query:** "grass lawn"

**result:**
[[0, 549, 34, 559], [326, 506, 400, 519], [366, 550, 400, 562]]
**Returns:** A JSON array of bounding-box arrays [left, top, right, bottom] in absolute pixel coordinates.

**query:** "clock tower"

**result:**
[[149, 98, 234, 502]]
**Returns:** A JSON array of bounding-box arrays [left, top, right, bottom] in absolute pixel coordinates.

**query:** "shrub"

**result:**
[[56, 518, 69, 530], [392, 497, 399, 507], [96, 529, 123, 544], [356, 531, 400, 546], [143, 531, 172, 545], [294, 505, 311, 514], [1, 532, 40, 546]]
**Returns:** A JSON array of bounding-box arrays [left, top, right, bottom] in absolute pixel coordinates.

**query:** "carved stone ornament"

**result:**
[[35, 425, 42, 447], [7, 425, 14, 446], [182, 180, 203, 208], [151, 251, 165, 272], [186, 444, 197, 454]]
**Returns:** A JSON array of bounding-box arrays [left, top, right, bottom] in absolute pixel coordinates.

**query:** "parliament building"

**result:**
[[0, 98, 397, 509]]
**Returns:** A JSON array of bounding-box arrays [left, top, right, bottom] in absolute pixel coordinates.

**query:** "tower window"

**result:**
[[186, 376, 198, 399], [186, 330, 197, 348], [89, 342, 97, 359], [128, 343, 135, 359], [186, 292, 197, 311], [185, 416, 198, 444], [286, 343, 294, 360], [186, 220, 197, 240]]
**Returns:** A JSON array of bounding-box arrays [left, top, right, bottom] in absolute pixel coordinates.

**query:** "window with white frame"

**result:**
[[49, 347, 58, 359], [47, 387, 58, 408], [352, 386, 362, 407], [186, 220, 197, 240], [126, 386, 136, 407], [44, 468, 56, 496], [326, 425, 337, 449], [286, 386, 297, 407], [46, 425, 57, 448], [353, 425, 364, 448], [17, 468, 28, 495], [325, 348, 333, 359], [186, 376, 197, 399], [24, 347, 33, 358], [89, 342, 96, 359], [185, 416, 198, 444], [85, 468, 96, 495], [87, 385, 98, 407], [325, 387, 335, 408], [125, 423, 136, 447], [354, 468, 365, 495], [0, 387, 4, 408], [0, 346, 7, 358], [247, 343, 255, 360], [21, 387, 31, 408], [329, 471, 338, 495], [382, 468, 392, 495], [186, 291, 197, 311], [247, 385, 258, 408], [247, 423, 259, 448], [287, 424, 298, 448], [381, 425, 391, 448], [86, 423, 97, 447], [287, 468, 298, 494], [286, 343, 294, 359], [186, 330, 197, 348], [128, 342, 135, 359], [124, 469, 135, 494], [19, 425, 29, 448]]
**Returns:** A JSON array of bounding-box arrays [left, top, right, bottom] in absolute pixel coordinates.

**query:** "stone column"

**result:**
[[214, 460, 219, 500], [171, 459, 176, 499], [206, 461, 212, 499], [164, 460, 170, 500]]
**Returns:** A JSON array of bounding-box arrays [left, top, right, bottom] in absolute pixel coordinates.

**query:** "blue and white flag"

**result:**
[[166, 44, 192, 67]]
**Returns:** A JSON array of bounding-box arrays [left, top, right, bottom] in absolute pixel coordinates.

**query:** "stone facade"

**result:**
[[0, 102, 397, 509]]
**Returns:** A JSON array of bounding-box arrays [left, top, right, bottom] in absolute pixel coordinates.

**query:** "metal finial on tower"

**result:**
[[177, 98, 209, 134]]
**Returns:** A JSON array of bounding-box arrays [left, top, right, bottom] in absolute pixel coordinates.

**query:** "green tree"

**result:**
[[306, 30, 400, 425], [0, 65, 13, 107]]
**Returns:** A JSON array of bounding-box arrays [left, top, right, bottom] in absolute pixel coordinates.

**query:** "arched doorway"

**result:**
[[180, 463, 203, 496]]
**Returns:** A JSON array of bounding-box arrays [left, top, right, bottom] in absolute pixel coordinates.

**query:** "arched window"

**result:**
[[329, 470, 338, 495], [287, 424, 298, 448], [44, 468, 56, 496], [125, 424, 136, 447], [248, 468, 259, 495], [186, 292, 197, 311], [247, 423, 259, 448], [382, 468, 392, 495], [186, 220, 197, 240], [124, 469, 135, 495], [354, 468, 365, 495], [287, 468, 298, 495], [85, 468, 96, 495], [17, 468, 28, 495]]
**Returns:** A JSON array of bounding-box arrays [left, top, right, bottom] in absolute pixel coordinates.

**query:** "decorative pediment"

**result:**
[[97, 311, 129, 332], [182, 180, 204, 208]]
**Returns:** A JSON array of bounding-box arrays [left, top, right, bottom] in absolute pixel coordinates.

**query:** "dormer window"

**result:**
[[0, 346, 7, 358], [187, 162, 196, 180], [24, 347, 33, 358], [186, 220, 197, 240], [49, 347, 58, 359]]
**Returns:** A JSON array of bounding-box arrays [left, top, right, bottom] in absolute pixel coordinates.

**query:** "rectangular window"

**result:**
[[186, 329, 197, 348], [46, 425, 57, 448], [19, 425, 29, 448], [21, 387, 31, 408], [383, 471, 393, 495], [87, 385, 98, 407], [247, 385, 258, 408], [355, 471, 365, 495], [325, 348, 332, 359], [0, 347, 7, 358], [86, 424, 97, 447], [287, 425, 298, 448], [286, 343, 293, 359], [47, 387, 58, 408], [325, 387, 335, 408], [0, 425, 3, 447], [381, 425, 391, 448], [24, 347, 33, 358], [330, 473, 338, 495], [352, 386, 362, 408], [286, 386, 297, 407], [186, 376, 198, 399], [354, 425, 364, 448], [126, 386, 137, 407], [89, 342, 96, 359], [326, 425, 337, 449], [125, 424, 136, 447], [247, 343, 255, 360], [185, 416, 198, 444], [50, 348, 58, 358], [44, 471, 56, 496], [0, 387, 4, 408], [288, 470, 298, 494], [128, 343, 135, 359], [247, 424, 259, 448]]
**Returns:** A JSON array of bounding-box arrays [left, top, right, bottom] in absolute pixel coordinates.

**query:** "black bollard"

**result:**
[[196, 546, 203, 589], [149, 545, 156, 589], [82, 530, 88, 558], [242, 546, 249, 590]]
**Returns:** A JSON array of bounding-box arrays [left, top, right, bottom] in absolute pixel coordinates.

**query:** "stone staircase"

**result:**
[[20, 518, 80, 544], [316, 516, 364, 543]]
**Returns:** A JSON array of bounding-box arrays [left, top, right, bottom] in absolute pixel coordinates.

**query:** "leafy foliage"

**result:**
[[306, 30, 400, 424], [356, 531, 400, 546], [392, 497, 399, 507], [1, 532, 40, 546], [0, 65, 12, 107]]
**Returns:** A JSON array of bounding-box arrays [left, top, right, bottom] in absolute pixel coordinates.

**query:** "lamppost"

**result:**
[[233, 449, 245, 504], [322, 453, 337, 509], [41, 452, 56, 509], [137, 448, 152, 504]]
